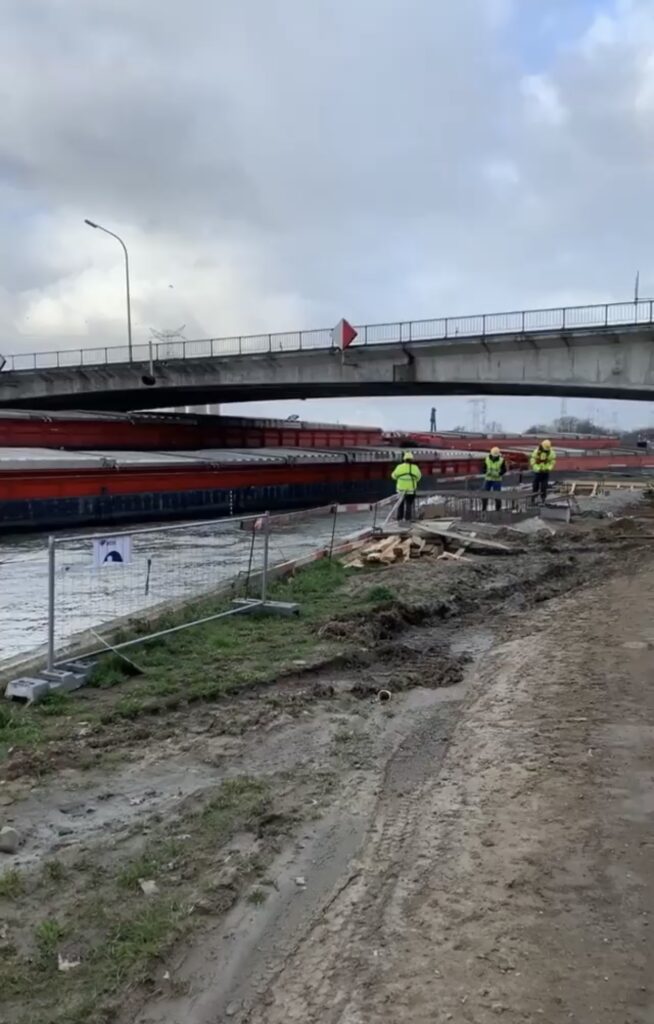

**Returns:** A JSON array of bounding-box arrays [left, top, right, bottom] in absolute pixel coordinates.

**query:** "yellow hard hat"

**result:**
[[541, 439, 552, 449], [403, 451, 414, 461], [490, 446, 501, 456]]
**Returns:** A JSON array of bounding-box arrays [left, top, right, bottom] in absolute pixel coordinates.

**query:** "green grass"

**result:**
[[364, 584, 395, 604], [34, 918, 67, 966], [0, 868, 24, 899], [36, 692, 73, 716], [0, 704, 43, 755], [42, 861, 68, 885], [246, 886, 268, 906], [0, 775, 291, 1023]]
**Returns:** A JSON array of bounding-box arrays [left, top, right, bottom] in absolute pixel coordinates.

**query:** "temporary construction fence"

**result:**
[[45, 504, 379, 669]]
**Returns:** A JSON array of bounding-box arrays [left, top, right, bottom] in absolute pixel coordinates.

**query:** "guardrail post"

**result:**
[[521, 310, 525, 333], [650, 300, 653, 323], [482, 314, 486, 336], [562, 307, 566, 329], [445, 318, 449, 338], [299, 331, 303, 350], [47, 536, 56, 671], [268, 334, 272, 353]]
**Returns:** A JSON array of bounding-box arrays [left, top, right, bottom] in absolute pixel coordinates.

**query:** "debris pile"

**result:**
[[340, 524, 520, 569], [341, 534, 445, 569]]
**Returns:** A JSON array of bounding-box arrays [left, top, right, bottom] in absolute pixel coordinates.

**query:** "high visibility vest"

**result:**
[[530, 447, 556, 473], [484, 455, 505, 481], [391, 462, 422, 493]]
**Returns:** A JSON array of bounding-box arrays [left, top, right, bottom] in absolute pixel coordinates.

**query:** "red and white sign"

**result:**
[[331, 318, 358, 350]]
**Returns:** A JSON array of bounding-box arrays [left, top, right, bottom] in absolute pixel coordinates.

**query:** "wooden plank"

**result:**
[[415, 522, 520, 554]]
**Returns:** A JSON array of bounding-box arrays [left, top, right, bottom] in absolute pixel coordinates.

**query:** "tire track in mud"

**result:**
[[243, 701, 463, 1024]]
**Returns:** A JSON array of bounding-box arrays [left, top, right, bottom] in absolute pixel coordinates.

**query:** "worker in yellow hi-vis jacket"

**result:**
[[391, 451, 422, 522], [530, 439, 556, 502], [482, 446, 506, 511]]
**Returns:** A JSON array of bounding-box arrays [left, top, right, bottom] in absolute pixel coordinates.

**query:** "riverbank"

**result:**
[[0, 517, 652, 1024]]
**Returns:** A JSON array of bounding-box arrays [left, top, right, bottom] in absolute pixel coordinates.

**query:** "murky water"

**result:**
[[0, 510, 373, 665]]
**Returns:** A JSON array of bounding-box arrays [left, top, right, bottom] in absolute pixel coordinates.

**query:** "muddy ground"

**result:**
[[1, 518, 653, 1023]]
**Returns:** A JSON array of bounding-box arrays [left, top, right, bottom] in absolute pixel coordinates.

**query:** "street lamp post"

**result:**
[[84, 219, 133, 362]]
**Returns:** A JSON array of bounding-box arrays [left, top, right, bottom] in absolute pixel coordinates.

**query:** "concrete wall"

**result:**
[[1, 324, 654, 411]]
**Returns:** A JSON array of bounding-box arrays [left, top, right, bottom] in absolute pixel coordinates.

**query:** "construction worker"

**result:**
[[530, 439, 556, 502], [482, 446, 506, 511], [391, 451, 422, 522]]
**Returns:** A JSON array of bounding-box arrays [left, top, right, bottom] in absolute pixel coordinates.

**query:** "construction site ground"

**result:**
[[0, 510, 653, 1024]]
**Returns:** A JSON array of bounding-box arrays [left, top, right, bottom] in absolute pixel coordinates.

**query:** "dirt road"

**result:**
[[133, 556, 654, 1024]]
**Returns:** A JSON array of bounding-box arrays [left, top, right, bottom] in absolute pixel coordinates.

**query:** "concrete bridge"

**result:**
[[1, 300, 654, 412]]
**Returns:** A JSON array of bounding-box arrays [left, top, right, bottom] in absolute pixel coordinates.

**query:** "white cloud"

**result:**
[[2, 0, 654, 431], [521, 73, 568, 125]]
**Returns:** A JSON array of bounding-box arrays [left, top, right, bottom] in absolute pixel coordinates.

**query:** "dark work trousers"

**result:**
[[397, 493, 416, 522], [482, 479, 502, 511], [532, 471, 550, 501]]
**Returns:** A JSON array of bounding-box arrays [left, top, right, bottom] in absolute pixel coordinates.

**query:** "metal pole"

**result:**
[[84, 220, 133, 362], [261, 513, 270, 605], [328, 504, 338, 560], [47, 536, 56, 671], [123, 242, 133, 362]]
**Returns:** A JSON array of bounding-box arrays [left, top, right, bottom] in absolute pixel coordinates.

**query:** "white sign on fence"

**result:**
[[93, 536, 132, 568]]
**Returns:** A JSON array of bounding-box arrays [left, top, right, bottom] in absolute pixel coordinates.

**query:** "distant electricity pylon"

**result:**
[[150, 324, 186, 358], [468, 398, 487, 433]]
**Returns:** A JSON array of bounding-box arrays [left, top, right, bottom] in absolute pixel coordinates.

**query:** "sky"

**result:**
[[2, 0, 654, 431]]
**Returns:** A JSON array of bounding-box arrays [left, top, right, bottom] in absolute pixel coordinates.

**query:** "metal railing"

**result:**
[[4, 299, 653, 373]]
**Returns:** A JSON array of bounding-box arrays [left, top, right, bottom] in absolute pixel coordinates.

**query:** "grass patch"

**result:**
[[0, 774, 301, 1023], [364, 584, 395, 604], [36, 692, 72, 717], [0, 704, 43, 757], [246, 886, 268, 906], [0, 868, 24, 899], [0, 559, 381, 768], [34, 918, 67, 966]]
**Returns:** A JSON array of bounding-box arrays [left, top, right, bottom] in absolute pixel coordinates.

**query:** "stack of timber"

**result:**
[[340, 522, 523, 569]]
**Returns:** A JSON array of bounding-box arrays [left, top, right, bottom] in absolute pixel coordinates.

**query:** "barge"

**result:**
[[0, 444, 499, 532]]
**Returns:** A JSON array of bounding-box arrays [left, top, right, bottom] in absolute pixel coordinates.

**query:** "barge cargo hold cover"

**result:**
[[0, 445, 495, 532]]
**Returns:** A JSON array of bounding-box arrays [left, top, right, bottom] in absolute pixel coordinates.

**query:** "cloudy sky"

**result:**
[[2, 0, 654, 431]]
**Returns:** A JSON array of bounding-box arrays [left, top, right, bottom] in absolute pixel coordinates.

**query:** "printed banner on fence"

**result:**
[[93, 536, 132, 567]]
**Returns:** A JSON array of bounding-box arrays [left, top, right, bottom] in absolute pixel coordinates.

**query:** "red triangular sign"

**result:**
[[332, 318, 358, 350]]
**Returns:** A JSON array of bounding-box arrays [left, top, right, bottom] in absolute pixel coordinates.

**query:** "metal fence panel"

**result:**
[[409, 318, 447, 341], [240, 333, 270, 355], [484, 311, 524, 334], [42, 506, 378, 668], [524, 307, 563, 331], [183, 339, 214, 359], [447, 315, 484, 337], [271, 331, 302, 352], [609, 301, 648, 325], [300, 329, 333, 349], [48, 515, 265, 662], [365, 322, 402, 344]]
